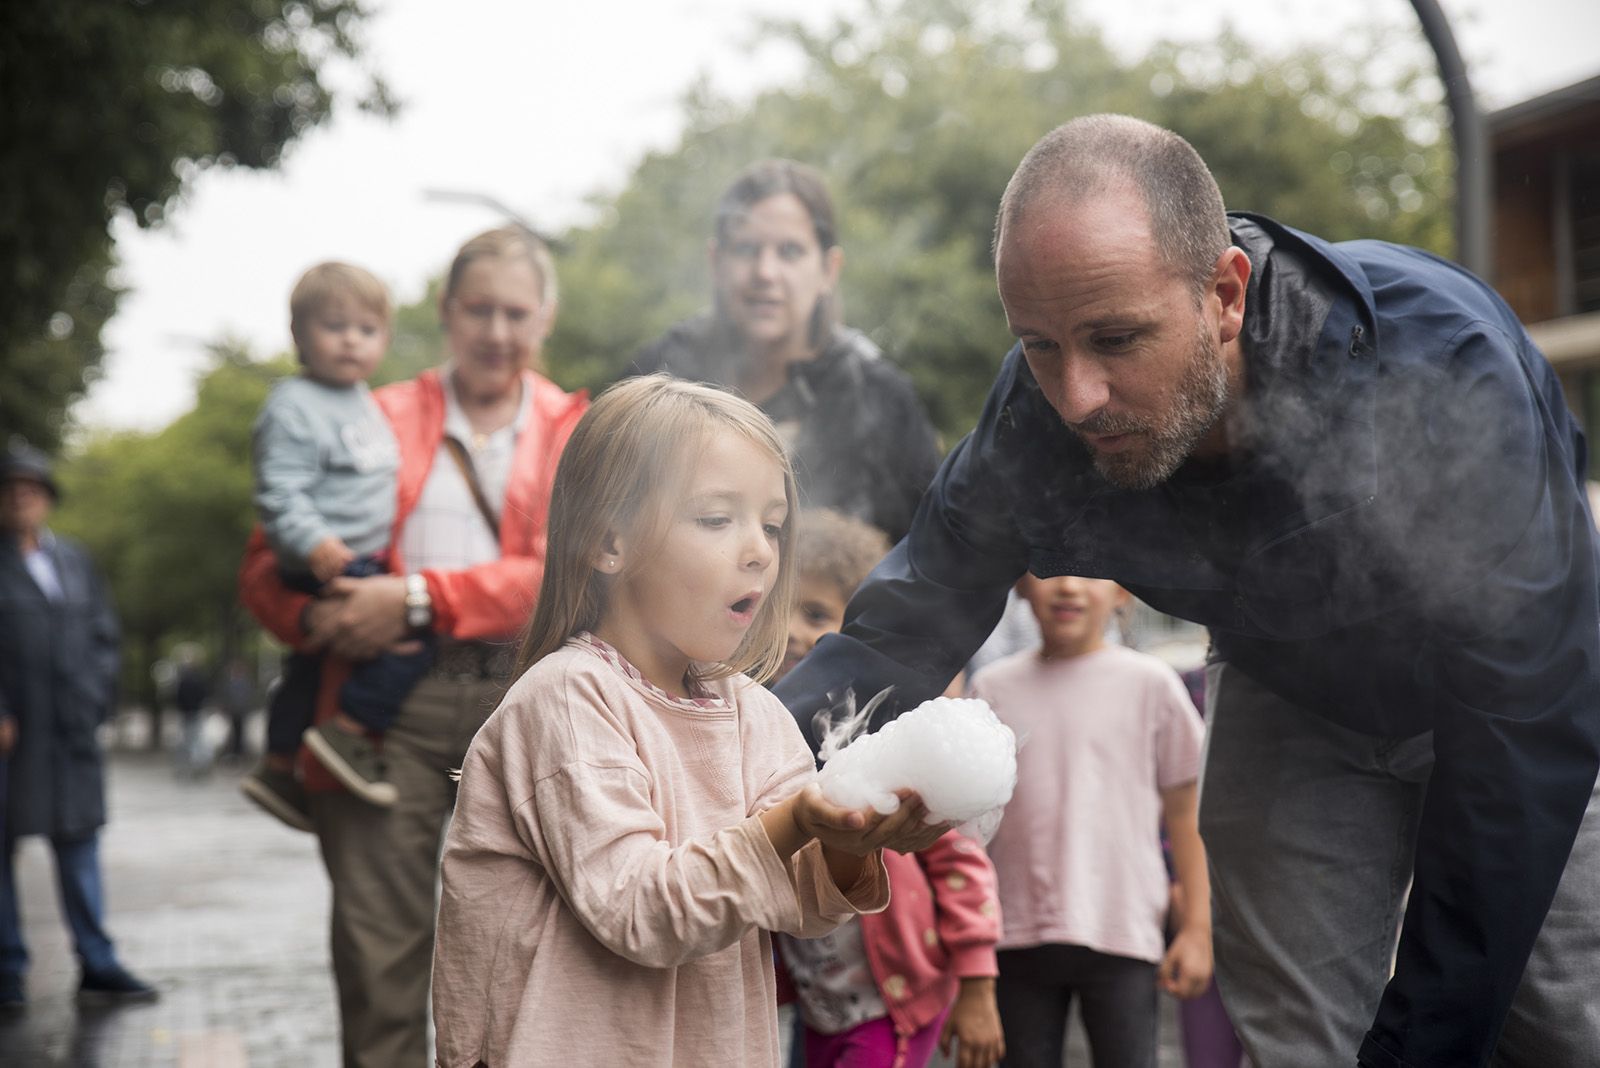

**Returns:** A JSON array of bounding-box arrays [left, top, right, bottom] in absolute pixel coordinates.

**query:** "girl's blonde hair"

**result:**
[[517, 374, 799, 684]]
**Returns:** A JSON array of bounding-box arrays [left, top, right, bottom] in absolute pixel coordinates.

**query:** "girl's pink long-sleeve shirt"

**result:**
[[432, 637, 889, 1067]]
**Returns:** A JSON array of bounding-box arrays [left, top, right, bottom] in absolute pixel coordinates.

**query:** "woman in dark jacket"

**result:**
[[631, 159, 941, 543], [0, 445, 156, 1009]]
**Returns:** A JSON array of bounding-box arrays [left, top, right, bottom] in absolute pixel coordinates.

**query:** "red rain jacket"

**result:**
[[238, 368, 587, 789]]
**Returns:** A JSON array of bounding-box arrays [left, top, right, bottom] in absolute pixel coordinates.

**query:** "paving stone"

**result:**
[[2, 748, 337, 1067], [5, 724, 1195, 1067]]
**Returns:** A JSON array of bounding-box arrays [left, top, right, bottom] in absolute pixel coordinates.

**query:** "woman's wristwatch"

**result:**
[[404, 573, 434, 632]]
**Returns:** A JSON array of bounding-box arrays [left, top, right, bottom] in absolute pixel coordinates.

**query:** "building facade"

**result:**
[[1490, 74, 1600, 465]]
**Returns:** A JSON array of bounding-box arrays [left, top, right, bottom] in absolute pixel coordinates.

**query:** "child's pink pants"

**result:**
[[803, 1008, 948, 1068]]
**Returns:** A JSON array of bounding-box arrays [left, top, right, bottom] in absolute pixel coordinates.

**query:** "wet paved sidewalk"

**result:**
[[2, 746, 338, 1067], [3, 722, 1191, 1067]]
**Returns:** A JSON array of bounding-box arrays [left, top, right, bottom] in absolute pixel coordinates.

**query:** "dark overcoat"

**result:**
[[0, 532, 118, 839]]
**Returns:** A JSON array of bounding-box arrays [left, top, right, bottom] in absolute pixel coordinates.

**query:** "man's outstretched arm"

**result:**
[[776, 349, 1036, 750]]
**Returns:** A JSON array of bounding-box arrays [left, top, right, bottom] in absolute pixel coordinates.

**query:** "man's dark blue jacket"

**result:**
[[776, 214, 1600, 1068]]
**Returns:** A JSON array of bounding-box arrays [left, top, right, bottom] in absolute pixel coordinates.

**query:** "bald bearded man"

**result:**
[[777, 115, 1600, 1068]]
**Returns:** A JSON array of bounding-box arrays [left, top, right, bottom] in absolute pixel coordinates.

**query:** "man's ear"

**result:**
[[1211, 246, 1251, 346]]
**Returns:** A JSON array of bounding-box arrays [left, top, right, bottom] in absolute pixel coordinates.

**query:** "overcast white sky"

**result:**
[[77, 0, 1600, 432]]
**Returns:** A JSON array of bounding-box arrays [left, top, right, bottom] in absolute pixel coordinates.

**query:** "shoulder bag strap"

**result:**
[[441, 436, 502, 542]]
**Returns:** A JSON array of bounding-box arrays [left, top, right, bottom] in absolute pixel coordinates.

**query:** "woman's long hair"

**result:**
[[516, 374, 800, 684]]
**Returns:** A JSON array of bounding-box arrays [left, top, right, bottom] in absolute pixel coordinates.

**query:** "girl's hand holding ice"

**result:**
[[762, 784, 953, 890], [803, 785, 953, 855]]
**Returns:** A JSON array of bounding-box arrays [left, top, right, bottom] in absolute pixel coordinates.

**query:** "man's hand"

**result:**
[[318, 575, 410, 660], [307, 536, 356, 584], [1158, 925, 1213, 999], [940, 976, 1006, 1067], [0, 716, 16, 756], [299, 594, 346, 653]]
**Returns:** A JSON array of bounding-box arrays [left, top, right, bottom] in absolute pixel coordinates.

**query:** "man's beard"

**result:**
[[1072, 324, 1230, 490]]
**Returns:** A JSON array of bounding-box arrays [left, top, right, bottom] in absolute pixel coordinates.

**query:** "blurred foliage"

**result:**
[[53, 344, 291, 708], [45, 0, 1457, 700], [0, 0, 394, 451], [376, 279, 447, 386], [3, 250, 122, 451], [535, 0, 1452, 438]]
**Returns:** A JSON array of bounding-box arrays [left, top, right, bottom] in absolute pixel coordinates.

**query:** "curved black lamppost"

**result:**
[[1407, 0, 1491, 277]]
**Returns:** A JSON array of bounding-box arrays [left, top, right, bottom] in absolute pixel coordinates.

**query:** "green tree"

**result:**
[[378, 279, 449, 386], [1, 0, 394, 451], [539, 0, 1451, 440]]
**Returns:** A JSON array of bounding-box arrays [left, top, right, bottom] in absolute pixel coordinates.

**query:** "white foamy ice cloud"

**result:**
[[817, 694, 1018, 840]]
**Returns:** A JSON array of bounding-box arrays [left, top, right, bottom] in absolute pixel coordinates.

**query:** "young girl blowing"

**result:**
[[971, 574, 1212, 1068], [432, 376, 948, 1068]]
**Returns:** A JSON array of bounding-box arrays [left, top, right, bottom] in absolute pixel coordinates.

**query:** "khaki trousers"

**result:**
[[309, 673, 505, 1068]]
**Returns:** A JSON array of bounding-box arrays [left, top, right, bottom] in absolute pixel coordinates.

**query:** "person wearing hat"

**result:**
[[0, 444, 157, 1010]]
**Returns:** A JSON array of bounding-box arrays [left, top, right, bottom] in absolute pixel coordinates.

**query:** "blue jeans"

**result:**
[[1200, 662, 1600, 1068], [0, 829, 120, 977]]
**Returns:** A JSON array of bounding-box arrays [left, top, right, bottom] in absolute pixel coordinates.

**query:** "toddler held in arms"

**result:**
[[242, 263, 433, 827], [431, 377, 949, 1067]]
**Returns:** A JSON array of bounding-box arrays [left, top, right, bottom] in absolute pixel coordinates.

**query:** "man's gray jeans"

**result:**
[[1199, 662, 1600, 1068]]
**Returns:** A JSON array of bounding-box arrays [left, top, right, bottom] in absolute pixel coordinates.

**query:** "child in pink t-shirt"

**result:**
[[970, 574, 1212, 1068]]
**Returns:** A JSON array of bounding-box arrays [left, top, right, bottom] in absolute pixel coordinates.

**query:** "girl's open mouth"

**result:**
[[728, 593, 762, 622]]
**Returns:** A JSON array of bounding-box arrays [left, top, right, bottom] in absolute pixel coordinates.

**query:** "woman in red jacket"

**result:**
[[237, 226, 586, 1068]]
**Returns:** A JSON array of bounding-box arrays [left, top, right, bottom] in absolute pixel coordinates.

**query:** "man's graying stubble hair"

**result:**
[[994, 114, 1231, 302]]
